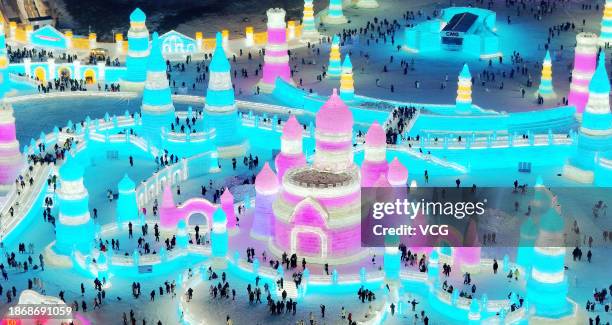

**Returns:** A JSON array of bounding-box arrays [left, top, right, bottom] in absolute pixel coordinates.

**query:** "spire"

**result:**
[[589, 52, 610, 94], [387, 157, 408, 186], [456, 64, 473, 111], [210, 32, 230, 72], [342, 54, 352, 69], [365, 121, 385, 147], [255, 162, 279, 194], [459, 63, 471, 79], [316, 88, 353, 133], [146, 33, 165, 72], [544, 50, 551, 62], [221, 187, 234, 203], [282, 115, 303, 140]]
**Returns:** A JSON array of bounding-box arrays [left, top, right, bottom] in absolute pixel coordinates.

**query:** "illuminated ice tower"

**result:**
[[322, 0, 348, 24], [205, 32, 247, 157], [526, 204, 571, 318], [600, 0, 612, 46], [301, 0, 320, 41], [339, 54, 355, 101], [116, 174, 138, 223], [313, 89, 354, 172], [123, 8, 150, 89], [55, 154, 95, 254], [271, 89, 362, 262], [360, 121, 388, 187], [259, 8, 293, 93], [141, 32, 175, 146], [564, 52, 612, 183], [536, 50, 556, 99], [0, 102, 21, 191], [274, 115, 306, 181], [251, 162, 279, 240], [327, 35, 342, 78], [456, 63, 473, 112], [568, 32, 598, 116]]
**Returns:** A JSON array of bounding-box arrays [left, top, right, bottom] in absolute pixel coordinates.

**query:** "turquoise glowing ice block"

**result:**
[[55, 154, 95, 254], [211, 208, 228, 258], [141, 32, 175, 146], [124, 8, 150, 85], [204, 32, 246, 157], [565, 53, 612, 182], [117, 174, 139, 223], [526, 206, 570, 318], [327, 35, 342, 77]]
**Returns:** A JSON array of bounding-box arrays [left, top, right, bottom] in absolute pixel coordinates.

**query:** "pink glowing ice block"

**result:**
[[453, 220, 481, 267], [0, 123, 17, 142], [273, 199, 361, 258], [316, 89, 353, 134], [262, 26, 291, 85], [275, 116, 306, 181], [221, 188, 236, 229], [569, 41, 598, 114], [387, 157, 408, 186], [364, 121, 386, 146], [361, 121, 388, 187], [159, 185, 218, 230], [255, 162, 279, 194], [281, 115, 303, 140]]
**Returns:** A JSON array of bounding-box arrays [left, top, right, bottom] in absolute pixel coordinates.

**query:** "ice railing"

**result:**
[[0, 113, 162, 241], [0, 162, 50, 241], [395, 132, 574, 150]]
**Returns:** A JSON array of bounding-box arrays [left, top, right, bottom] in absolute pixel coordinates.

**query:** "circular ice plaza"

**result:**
[[0, 0, 612, 324]]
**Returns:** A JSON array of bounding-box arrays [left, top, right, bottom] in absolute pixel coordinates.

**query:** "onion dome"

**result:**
[[130, 8, 146, 22], [282, 115, 303, 140], [365, 121, 386, 147], [387, 157, 408, 185], [255, 162, 279, 194], [315, 89, 353, 133]]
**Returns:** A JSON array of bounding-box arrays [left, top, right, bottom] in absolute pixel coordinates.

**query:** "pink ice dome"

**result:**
[[220, 187, 234, 203], [255, 162, 279, 193], [315, 89, 353, 134], [387, 157, 408, 185], [373, 173, 391, 187], [282, 115, 303, 140], [365, 121, 386, 147]]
